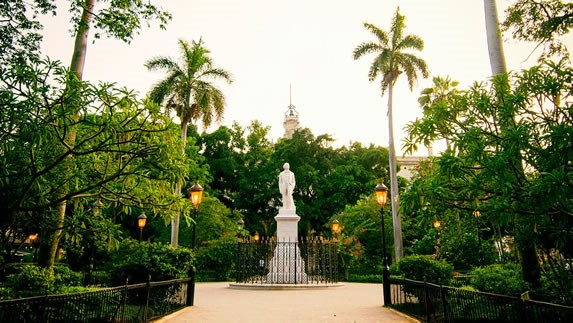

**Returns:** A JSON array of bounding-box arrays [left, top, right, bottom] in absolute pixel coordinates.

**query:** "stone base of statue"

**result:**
[[266, 207, 308, 284]]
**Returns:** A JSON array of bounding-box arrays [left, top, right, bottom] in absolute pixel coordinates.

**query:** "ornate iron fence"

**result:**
[[0, 276, 194, 322], [390, 277, 573, 323], [236, 239, 338, 284]]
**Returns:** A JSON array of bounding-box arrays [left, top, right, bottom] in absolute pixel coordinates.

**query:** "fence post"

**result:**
[[186, 266, 196, 306], [441, 285, 448, 322], [143, 274, 151, 322], [424, 281, 431, 323], [121, 278, 129, 321]]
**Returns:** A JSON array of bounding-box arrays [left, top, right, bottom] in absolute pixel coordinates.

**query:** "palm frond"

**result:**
[[398, 34, 425, 51], [353, 42, 383, 60], [390, 8, 406, 48], [144, 56, 181, 73], [399, 53, 429, 90], [363, 22, 389, 45], [197, 68, 233, 83]]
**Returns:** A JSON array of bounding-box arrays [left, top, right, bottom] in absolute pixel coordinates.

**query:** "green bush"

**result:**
[[4, 264, 87, 298], [347, 273, 381, 283], [441, 233, 498, 270], [536, 266, 573, 305], [107, 240, 193, 285], [469, 263, 529, 296], [194, 235, 236, 281], [6, 264, 53, 296], [54, 265, 83, 287], [391, 255, 454, 285]]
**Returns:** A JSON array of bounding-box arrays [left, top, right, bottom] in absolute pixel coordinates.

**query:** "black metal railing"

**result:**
[[0, 276, 194, 322], [390, 277, 573, 323], [235, 239, 338, 284]]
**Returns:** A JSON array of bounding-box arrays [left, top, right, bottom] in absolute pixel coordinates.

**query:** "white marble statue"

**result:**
[[278, 162, 296, 209]]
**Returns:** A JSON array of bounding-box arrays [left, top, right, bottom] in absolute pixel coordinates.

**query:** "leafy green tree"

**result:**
[[353, 7, 429, 260], [181, 196, 241, 248], [145, 38, 233, 248], [273, 128, 339, 235], [231, 122, 277, 236], [0, 0, 172, 274], [404, 61, 573, 289], [0, 59, 189, 272], [502, 0, 573, 60], [0, 0, 56, 67], [58, 0, 170, 275], [408, 76, 460, 151], [333, 197, 392, 279]]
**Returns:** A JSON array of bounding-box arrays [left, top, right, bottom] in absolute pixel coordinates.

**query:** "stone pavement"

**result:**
[[155, 282, 419, 323]]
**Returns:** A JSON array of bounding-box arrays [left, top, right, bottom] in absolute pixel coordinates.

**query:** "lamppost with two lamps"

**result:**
[[375, 183, 391, 306]]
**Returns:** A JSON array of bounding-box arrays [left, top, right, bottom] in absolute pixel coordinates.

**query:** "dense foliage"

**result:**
[[1, 0, 572, 310], [3, 265, 84, 298], [390, 255, 454, 285], [469, 264, 529, 296], [107, 240, 193, 285]]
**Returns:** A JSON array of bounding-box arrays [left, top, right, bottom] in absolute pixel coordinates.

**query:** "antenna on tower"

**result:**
[[283, 83, 300, 139], [285, 84, 298, 118]]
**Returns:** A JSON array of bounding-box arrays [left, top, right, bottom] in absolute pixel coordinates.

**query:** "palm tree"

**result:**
[[483, 1, 541, 288], [145, 38, 233, 247], [416, 76, 460, 150], [483, 0, 507, 76], [353, 7, 428, 260]]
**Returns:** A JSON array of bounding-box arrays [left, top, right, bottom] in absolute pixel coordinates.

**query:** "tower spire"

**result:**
[[283, 85, 300, 139]]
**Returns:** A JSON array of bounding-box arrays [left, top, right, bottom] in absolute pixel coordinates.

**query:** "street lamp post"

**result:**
[[331, 219, 341, 241], [189, 180, 204, 249], [138, 211, 147, 242], [473, 210, 482, 262], [375, 183, 391, 306]]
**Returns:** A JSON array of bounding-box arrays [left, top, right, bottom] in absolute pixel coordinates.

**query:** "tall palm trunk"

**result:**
[[483, 0, 540, 288], [387, 84, 403, 260], [171, 121, 189, 247], [42, 0, 94, 272], [484, 0, 507, 75]]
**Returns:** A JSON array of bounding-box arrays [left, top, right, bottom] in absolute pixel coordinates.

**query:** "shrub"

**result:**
[[391, 255, 454, 285], [107, 240, 193, 285], [54, 265, 83, 287], [347, 273, 381, 283], [4, 264, 86, 298], [469, 263, 529, 296], [5, 265, 53, 297], [194, 235, 236, 281], [536, 266, 573, 305]]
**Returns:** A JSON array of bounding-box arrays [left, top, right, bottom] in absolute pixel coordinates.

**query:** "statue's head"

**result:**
[[283, 162, 290, 170]]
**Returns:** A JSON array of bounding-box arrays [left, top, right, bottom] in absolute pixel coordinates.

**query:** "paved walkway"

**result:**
[[155, 282, 419, 323]]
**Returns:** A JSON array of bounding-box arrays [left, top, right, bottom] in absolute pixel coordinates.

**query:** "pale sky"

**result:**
[[40, 0, 562, 155]]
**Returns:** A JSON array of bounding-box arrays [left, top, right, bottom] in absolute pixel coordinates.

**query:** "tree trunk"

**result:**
[[484, 0, 540, 288], [483, 0, 507, 75], [171, 120, 188, 247], [42, 0, 95, 273], [387, 84, 403, 260]]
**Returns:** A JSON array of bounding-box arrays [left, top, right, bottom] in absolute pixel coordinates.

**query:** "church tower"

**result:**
[[283, 86, 300, 139]]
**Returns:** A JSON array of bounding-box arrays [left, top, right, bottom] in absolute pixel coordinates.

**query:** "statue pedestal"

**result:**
[[274, 208, 299, 242], [266, 207, 308, 283]]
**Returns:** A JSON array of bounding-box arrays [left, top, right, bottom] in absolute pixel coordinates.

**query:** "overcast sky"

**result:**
[[40, 0, 565, 155]]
